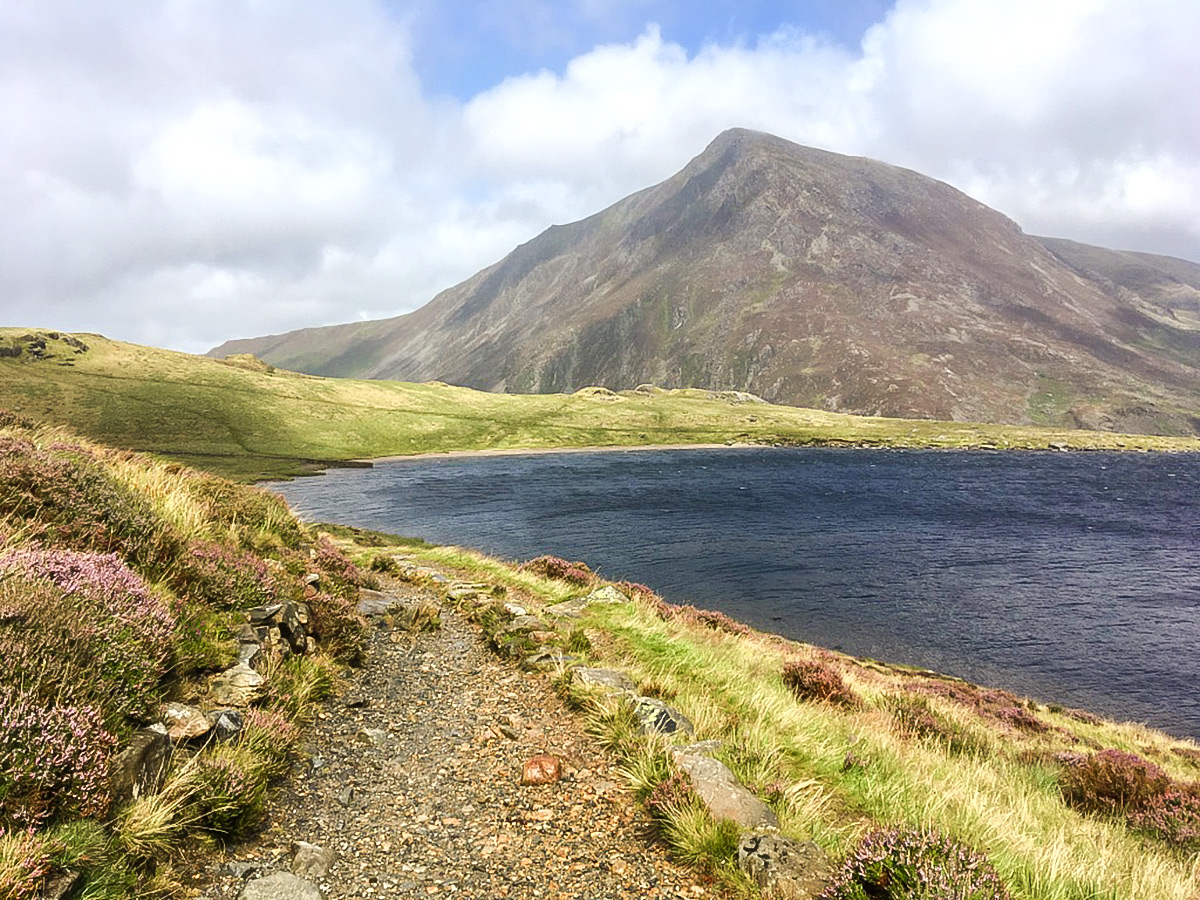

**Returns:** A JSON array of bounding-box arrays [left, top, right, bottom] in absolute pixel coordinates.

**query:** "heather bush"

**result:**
[[0, 687, 117, 831], [0, 442, 180, 572], [783, 659, 858, 707], [819, 828, 1010, 900], [645, 772, 698, 822], [0, 827, 61, 900], [171, 539, 277, 609], [313, 535, 366, 599], [0, 550, 175, 721], [239, 709, 301, 779], [191, 746, 268, 840], [885, 696, 988, 757], [307, 589, 367, 664], [909, 681, 1049, 734], [518, 555, 596, 586], [670, 605, 754, 636], [1059, 749, 1170, 816], [1126, 783, 1200, 851]]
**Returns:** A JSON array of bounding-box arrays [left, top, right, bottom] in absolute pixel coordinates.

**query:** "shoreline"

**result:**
[[357, 441, 765, 465]]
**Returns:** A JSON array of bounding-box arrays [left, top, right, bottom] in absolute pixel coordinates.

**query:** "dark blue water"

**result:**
[[272, 448, 1200, 740]]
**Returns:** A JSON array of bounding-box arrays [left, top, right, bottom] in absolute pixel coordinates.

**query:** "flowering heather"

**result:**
[[819, 828, 1010, 900], [1126, 783, 1200, 851], [908, 681, 1048, 734], [518, 555, 596, 587], [1059, 749, 1170, 816], [645, 773, 698, 822], [0, 443, 179, 570], [194, 749, 268, 839], [308, 589, 367, 665], [0, 548, 173, 646], [0, 828, 61, 900], [669, 605, 753, 636], [0, 686, 116, 831], [313, 535, 365, 598], [240, 708, 300, 778], [175, 539, 277, 609], [783, 658, 859, 707]]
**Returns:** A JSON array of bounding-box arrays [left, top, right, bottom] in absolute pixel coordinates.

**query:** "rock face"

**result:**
[[109, 724, 171, 803], [212, 128, 1200, 436]]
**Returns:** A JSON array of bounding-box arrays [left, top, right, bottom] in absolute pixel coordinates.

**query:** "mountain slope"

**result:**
[[213, 129, 1200, 434]]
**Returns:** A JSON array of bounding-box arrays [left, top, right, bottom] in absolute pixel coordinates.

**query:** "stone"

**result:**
[[212, 663, 265, 706], [546, 584, 628, 617], [572, 667, 636, 694], [738, 832, 833, 899], [630, 696, 694, 736], [507, 615, 547, 634], [290, 841, 337, 879], [357, 588, 400, 616], [238, 642, 263, 666], [278, 601, 311, 653], [671, 744, 779, 829], [521, 754, 562, 785], [246, 603, 283, 624], [239, 872, 323, 900], [208, 708, 245, 742], [523, 649, 581, 671], [356, 727, 389, 747], [109, 724, 172, 803], [164, 702, 211, 741], [39, 868, 81, 900]]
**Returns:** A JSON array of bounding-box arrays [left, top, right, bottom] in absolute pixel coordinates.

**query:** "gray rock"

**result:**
[[573, 667, 637, 694], [164, 702, 211, 741], [109, 723, 172, 803], [39, 868, 81, 900], [738, 832, 833, 899], [631, 696, 694, 736], [671, 744, 779, 829], [211, 663, 265, 706], [356, 727, 389, 748], [208, 708, 245, 742], [290, 841, 337, 879], [357, 588, 401, 616], [523, 649, 581, 670], [246, 603, 283, 624], [238, 641, 263, 666], [239, 872, 323, 900]]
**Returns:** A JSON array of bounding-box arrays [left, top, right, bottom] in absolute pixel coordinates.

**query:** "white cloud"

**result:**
[[1, 0, 1198, 354]]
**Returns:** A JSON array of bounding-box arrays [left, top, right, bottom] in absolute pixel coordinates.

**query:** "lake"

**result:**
[[271, 447, 1200, 740]]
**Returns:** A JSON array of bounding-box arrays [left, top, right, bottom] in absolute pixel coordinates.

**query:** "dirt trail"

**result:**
[[190, 580, 720, 900]]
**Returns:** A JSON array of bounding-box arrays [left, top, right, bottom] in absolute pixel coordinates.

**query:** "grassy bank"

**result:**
[[366, 541, 1200, 900], [0, 413, 376, 897], [3, 329, 1198, 482]]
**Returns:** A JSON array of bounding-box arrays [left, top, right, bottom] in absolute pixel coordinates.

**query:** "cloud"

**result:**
[[1, 0, 1198, 353]]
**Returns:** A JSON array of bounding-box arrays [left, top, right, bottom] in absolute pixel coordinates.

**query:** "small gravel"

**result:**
[[185, 580, 725, 900]]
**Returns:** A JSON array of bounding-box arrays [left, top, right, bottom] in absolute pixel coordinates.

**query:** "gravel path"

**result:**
[[188, 580, 722, 900]]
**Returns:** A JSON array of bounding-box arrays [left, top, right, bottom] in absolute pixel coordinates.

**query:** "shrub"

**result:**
[[518, 555, 595, 586], [820, 828, 1010, 900], [313, 535, 365, 599], [238, 709, 301, 779], [885, 696, 987, 756], [0, 687, 117, 831], [171, 539, 277, 610], [0, 828, 62, 900], [191, 746, 268, 840], [783, 659, 858, 707], [308, 590, 367, 665], [1126, 783, 1200, 851], [1059, 749, 1170, 816], [0, 442, 180, 573], [670, 605, 753, 636], [0, 550, 175, 721]]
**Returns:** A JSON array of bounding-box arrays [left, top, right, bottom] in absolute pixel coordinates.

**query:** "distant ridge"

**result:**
[[212, 128, 1200, 435]]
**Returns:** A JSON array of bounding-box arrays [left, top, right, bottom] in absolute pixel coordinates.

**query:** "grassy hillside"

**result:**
[[2, 329, 1198, 482]]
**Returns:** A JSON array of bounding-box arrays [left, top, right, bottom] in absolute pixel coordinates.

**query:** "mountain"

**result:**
[[211, 129, 1200, 434]]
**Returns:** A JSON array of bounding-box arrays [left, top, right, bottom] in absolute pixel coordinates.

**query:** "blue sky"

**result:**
[[1, 0, 1198, 353], [404, 0, 893, 99]]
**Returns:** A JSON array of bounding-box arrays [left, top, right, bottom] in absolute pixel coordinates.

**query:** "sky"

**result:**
[[2, 1, 1198, 354]]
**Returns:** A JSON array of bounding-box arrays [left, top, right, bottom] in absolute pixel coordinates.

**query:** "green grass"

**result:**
[[2, 329, 1197, 481]]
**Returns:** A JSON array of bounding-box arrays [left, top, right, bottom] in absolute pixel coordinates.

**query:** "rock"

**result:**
[[303, 573, 321, 586], [507, 615, 548, 634], [109, 724, 172, 803], [164, 702, 211, 741], [238, 641, 263, 666], [671, 744, 779, 829], [572, 667, 636, 694], [208, 708, 245, 742], [545, 585, 628, 618], [211, 663, 265, 706], [523, 648, 581, 671], [521, 754, 562, 785], [357, 588, 400, 616], [39, 868, 81, 900], [738, 832, 833, 899], [290, 841, 337, 879], [277, 602, 311, 653], [239, 872, 323, 900], [246, 603, 283, 624], [630, 697, 694, 736], [356, 727, 389, 748]]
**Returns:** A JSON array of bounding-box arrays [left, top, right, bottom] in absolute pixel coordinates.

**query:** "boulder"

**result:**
[[211, 663, 265, 706], [545, 585, 628, 618], [630, 697, 694, 736], [573, 667, 636, 695], [671, 743, 779, 829], [357, 588, 400, 616], [163, 702, 211, 741], [239, 872, 323, 900], [109, 724, 171, 803], [290, 842, 337, 880], [738, 832, 833, 899], [208, 708, 245, 742]]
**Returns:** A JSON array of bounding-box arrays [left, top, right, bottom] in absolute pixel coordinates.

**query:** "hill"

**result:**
[[3, 328, 1198, 482], [212, 128, 1200, 436]]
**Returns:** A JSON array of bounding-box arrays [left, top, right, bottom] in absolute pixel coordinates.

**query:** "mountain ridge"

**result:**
[[212, 128, 1200, 434]]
